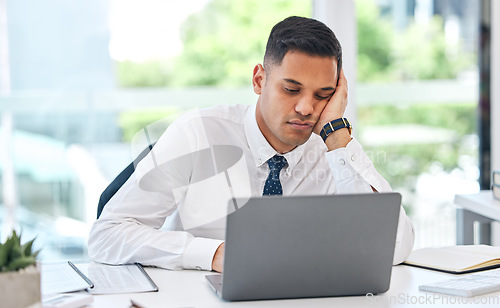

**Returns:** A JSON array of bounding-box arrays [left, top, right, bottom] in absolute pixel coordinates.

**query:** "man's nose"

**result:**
[[295, 96, 315, 116]]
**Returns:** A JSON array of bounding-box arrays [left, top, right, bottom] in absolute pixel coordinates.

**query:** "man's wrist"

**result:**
[[183, 238, 224, 271], [324, 128, 352, 151], [319, 118, 352, 142]]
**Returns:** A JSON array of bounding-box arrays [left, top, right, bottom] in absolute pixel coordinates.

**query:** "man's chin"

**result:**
[[283, 132, 313, 147]]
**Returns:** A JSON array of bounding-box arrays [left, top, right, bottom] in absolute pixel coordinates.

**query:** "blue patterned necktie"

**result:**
[[263, 155, 288, 196]]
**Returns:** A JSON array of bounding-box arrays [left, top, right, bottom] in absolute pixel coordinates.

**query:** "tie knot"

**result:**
[[267, 155, 287, 172]]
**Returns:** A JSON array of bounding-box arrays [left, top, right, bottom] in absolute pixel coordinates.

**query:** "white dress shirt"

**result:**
[[88, 104, 414, 270]]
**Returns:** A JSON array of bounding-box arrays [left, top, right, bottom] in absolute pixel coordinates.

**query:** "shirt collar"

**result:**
[[244, 104, 307, 173]]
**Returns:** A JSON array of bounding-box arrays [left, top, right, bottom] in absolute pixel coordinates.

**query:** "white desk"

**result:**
[[89, 265, 500, 307], [455, 190, 500, 245]]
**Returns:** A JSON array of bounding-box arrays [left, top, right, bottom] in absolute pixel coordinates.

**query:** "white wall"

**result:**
[[313, 0, 357, 128]]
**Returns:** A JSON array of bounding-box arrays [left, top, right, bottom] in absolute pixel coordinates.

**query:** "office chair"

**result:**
[[97, 143, 156, 219]]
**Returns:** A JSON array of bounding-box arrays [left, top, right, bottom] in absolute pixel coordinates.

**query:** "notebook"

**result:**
[[206, 193, 401, 301], [403, 245, 500, 274]]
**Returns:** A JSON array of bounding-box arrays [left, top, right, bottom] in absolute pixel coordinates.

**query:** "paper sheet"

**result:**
[[41, 263, 92, 295], [74, 263, 158, 294]]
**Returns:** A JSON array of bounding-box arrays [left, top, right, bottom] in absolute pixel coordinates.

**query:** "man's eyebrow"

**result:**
[[283, 78, 302, 86]]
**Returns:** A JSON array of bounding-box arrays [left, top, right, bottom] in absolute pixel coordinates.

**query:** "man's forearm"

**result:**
[[324, 128, 352, 152]]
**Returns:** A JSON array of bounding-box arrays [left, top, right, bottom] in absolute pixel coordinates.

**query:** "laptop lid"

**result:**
[[208, 192, 401, 301]]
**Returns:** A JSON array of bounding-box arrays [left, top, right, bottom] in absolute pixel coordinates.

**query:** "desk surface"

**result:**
[[89, 265, 500, 307], [455, 190, 500, 221]]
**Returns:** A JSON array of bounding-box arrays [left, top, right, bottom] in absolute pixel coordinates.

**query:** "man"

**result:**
[[88, 16, 414, 273]]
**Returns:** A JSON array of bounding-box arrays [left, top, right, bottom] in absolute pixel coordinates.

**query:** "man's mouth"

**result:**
[[287, 120, 314, 130]]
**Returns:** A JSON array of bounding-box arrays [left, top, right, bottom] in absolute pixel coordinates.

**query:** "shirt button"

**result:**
[[339, 159, 346, 165], [351, 155, 356, 162], [196, 266, 202, 271]]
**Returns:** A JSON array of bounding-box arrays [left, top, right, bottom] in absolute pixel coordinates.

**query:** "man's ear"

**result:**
[[252, 64, 265, 95]]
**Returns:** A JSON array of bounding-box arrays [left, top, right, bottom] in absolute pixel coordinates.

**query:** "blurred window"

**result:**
[[355, 0, 480, 248], [0, 0, 482, 259]]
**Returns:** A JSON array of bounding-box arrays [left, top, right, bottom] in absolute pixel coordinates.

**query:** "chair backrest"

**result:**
[[97, 143, 155, 219]]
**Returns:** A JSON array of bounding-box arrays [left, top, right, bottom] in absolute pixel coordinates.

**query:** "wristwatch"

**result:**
[[319, 118, 352, 142]]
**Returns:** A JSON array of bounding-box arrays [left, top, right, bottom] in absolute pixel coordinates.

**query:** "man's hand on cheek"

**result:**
[[313, 68, 349, 135], [313, 69, 351, 150]]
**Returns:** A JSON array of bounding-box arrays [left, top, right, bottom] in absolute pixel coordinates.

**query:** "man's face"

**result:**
[[253, 51, 338, 153]]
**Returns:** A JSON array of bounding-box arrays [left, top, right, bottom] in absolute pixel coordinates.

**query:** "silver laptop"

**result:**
[[206, 192, 401, 301]]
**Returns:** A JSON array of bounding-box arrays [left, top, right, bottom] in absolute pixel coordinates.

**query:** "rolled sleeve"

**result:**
[[182, 237, 224, 271]]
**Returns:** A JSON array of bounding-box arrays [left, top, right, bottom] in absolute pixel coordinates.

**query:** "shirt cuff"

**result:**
[[182, 237, 224, 271], [325, 138, 391, 192], [326, 138, 366, 180]]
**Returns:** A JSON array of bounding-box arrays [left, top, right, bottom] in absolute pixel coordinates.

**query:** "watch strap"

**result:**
[[320, 118, 352, 142]]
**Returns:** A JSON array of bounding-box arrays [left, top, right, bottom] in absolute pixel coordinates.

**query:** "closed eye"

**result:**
[[284, 87, 299, 93], [315, 92, 334, 100], [316, 95, 330, 100]]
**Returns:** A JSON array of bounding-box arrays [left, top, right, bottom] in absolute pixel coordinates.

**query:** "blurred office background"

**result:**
[[0, 0, 498, 260]]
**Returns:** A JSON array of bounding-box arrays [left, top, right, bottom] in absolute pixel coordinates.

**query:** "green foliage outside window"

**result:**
[[170, 0, 311, 87], [357, 102, 477, 212], [390, 17, 474, 80], [115, 0, 311, 88], [115, 0, 474, 86], [355, 0, 474, 81], [356, 0, 394, 81]]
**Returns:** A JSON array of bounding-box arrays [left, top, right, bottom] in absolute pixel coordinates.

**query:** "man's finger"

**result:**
[[337, 68, 348, 92]]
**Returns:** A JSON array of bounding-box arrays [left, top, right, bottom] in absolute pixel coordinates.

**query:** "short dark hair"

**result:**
[[264, 16, 342, 77]]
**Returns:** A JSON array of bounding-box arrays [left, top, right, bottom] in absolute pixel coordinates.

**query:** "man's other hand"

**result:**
[[212, 243, 225, 272], [313, 69, 351, 150]]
